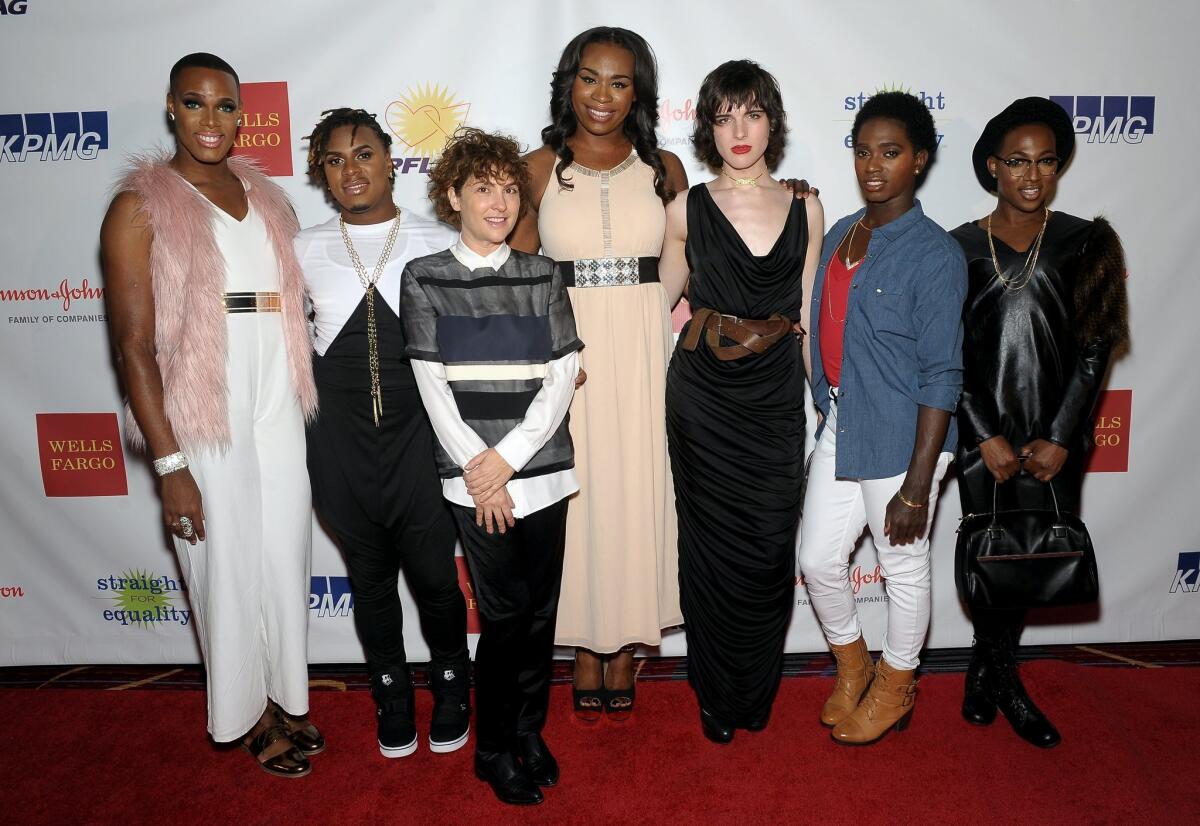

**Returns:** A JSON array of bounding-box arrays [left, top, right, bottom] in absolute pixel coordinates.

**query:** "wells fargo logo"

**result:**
[[230, 81, 292, 177], [385, 83, 470, 174], [1086, 389, 1132, 473], [456, 556, 481, 634], [36, 412, 127, 497]]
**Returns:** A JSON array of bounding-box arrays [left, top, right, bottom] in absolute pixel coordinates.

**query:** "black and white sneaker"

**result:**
[[372, 671, 418, 758], [429, 663, 471, 754]]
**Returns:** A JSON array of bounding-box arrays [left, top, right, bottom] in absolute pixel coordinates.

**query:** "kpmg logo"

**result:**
[[309, 576, 353, 617], [1050, 96, 1154, 144], [0, 111, 108, 162], [1170, 553, 1199, 594], [0, 1, 29, 15]]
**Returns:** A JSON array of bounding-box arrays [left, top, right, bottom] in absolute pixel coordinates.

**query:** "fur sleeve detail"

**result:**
[[1075, 216, 1131, 358]]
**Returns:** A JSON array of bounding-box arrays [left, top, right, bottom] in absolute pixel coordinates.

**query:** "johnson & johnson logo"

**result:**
[[3, 276, 106, 325]]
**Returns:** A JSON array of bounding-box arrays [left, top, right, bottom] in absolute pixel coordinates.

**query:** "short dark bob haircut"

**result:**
[[851, 91, 938, 184], [169, 52, 239, 96], [427, 127, 531, 228], [692, 60, 788, 172]]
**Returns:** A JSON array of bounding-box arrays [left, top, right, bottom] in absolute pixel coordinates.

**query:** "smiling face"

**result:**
[[987, 123, 1059, 214], [712, 99, 771, 172], [448, 174, 520, 255], [167, 66, 241, 166], [320, 124, 395, 224], [853, 116, 927, 208], [570, 41, 636, 137]]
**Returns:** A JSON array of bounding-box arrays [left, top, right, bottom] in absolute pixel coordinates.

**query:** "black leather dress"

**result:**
[[949, 212, 1128, 517]]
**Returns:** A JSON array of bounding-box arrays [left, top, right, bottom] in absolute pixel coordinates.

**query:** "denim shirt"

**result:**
[[808, 200, 967, 480]]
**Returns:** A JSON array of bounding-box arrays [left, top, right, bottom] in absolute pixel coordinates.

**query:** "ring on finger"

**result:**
[[179, 516, 195, 538]]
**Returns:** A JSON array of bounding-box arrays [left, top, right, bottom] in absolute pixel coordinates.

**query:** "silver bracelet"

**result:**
[[153, 451, 188, 476]]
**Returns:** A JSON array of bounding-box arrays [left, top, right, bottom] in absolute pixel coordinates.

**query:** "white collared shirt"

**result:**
[[410, 236, 579, 518]]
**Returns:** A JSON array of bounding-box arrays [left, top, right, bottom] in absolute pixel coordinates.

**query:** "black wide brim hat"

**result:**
[[972, 97, 1076, 192]]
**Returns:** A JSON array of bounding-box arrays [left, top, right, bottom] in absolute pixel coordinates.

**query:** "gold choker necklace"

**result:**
[[722, 168, 765, 187]]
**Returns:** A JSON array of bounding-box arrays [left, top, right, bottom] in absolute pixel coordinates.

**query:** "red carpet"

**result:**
[[4, 662, 1197, 824]]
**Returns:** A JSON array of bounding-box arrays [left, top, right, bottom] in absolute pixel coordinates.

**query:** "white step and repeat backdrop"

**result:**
[[2, 0, 1196, 665]]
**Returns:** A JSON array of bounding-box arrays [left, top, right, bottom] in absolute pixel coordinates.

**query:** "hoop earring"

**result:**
[[236, 118, 242, 127], [167, 112, 175, 122]]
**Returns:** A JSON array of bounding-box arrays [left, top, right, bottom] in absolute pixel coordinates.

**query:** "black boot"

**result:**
[[371, 669, 418, 758], [962, 640, 997, 725], [428, 661, 471, 754], [986, 632, 1061, 749]]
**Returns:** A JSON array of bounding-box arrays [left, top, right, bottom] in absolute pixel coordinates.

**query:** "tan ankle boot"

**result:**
[[820, 636, 875, 726], [831, 657, 917, 745]]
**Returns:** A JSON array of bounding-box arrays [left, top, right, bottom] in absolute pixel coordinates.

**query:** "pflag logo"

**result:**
[[1086, 389, 1132, 473], [230, 82, 292, 176], [36, 413, 128, 497], [385, 83, 470, 174], [309, 576, 353, 617], [1170, 553, 1199, 594], [0, 111, 108, 162], [1050, 96, 1154, 144]]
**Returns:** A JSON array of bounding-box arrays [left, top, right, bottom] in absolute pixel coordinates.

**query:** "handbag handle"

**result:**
[[989, 457, 1063, 521]]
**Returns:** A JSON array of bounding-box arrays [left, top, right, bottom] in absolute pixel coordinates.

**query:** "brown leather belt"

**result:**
[[679, 307, 796, 361]]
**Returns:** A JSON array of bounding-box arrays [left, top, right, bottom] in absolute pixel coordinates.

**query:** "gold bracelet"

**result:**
[[896, 490, 926, 509]]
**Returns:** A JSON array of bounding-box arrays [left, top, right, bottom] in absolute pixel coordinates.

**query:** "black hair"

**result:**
[[691, 59, 788, 172], [541, 27, 674, 202], [851, 90, 938, 158], [303, 108, 394, 189], [971, 97, 1075, 192], [169, 52, 239, 95]]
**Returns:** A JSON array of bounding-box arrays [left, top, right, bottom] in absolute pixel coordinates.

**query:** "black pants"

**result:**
[[452, 499, 568, 756], [308, 377, 467, 681]]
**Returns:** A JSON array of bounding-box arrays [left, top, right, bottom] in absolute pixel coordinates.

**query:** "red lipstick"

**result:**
[[731, 145, 752, 154]]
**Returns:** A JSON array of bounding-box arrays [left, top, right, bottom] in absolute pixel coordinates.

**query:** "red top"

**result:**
[[819, 253, 859, 388]]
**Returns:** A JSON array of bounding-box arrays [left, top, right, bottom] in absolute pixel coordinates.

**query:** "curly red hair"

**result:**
[[428, 127, 531, 227]]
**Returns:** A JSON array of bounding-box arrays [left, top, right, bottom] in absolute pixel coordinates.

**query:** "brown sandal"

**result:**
[[271, 703, 325, 756], [243, 721, 311, 778]]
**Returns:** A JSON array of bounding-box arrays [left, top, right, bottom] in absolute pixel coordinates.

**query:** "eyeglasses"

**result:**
[[991, 155, 1061, 178]]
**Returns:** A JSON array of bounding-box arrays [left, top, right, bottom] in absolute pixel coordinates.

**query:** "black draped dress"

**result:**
[[950, 212, 1120, 519], [666, 185, 807, 726]]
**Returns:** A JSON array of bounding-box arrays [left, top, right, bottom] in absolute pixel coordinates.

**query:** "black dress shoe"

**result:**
[[517, 732, 559, 787], [700, 708, 734, 744], [962, 645, 997, 726], [474, 751, 544, 806], [987, 642, 1061, 749]]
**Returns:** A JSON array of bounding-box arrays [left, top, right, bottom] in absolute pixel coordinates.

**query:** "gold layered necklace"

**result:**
[[339, 206, 401, 426], [986, 206, 1050, 293]]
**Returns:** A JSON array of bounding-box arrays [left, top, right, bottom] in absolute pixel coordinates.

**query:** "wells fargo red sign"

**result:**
[[231, 81, 292, 176], [456, 556, 481, 634], [36, 412, 128, 496], [1086, 389, 1132, 473]]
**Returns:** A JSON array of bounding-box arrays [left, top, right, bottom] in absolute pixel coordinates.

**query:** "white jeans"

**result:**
[[798, 398, 951, 671]]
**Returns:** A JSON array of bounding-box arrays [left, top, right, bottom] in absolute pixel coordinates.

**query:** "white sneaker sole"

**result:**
[[429, 725, 469, 754], [379, 734, 418, 759]]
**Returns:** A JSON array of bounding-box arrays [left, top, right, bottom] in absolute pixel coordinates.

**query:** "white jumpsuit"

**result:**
[[172, 198, 312, 742]]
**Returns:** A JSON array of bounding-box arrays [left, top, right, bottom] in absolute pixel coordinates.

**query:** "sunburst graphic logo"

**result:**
[[98, 568, 190, 628], [385, 83, 471, 158]]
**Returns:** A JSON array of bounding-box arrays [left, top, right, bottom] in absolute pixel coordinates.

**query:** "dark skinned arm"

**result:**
[[101, 191, 206, 543], [884, 405, 951, 545]]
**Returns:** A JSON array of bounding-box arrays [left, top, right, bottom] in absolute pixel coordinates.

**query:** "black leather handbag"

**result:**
[[955, 478, 1099, 610]]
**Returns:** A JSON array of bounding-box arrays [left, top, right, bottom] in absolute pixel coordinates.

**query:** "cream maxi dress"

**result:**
[[538, 152, 682, 652]]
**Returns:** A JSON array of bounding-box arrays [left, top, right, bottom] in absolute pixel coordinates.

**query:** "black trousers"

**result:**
[[452, 498, 568, 756], [308, 376, 467, 682]]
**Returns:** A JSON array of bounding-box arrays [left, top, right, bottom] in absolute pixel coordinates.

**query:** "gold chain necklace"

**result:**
[[986, 206, 1049, 293], [828, 219, 870, 323], [339, 206, 402, 426], [721, 167, 765, 187]]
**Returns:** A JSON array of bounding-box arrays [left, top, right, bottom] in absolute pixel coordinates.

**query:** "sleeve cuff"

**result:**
[[915, 385, 961, 412], [494, 431, 535, 473]]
